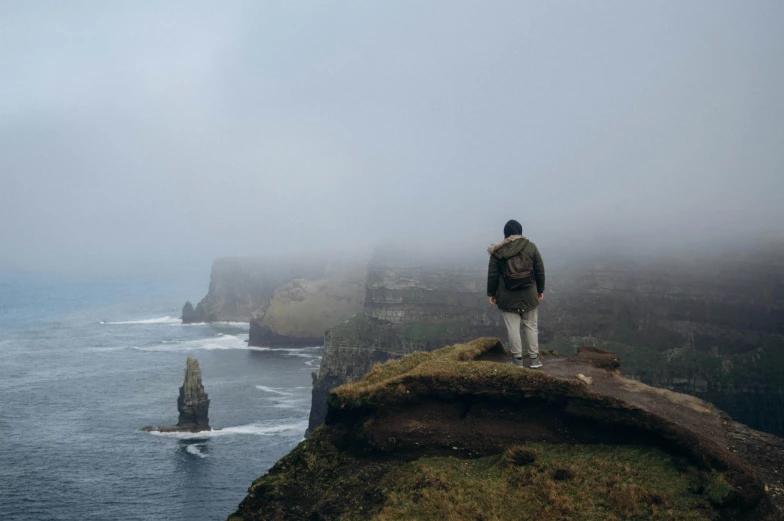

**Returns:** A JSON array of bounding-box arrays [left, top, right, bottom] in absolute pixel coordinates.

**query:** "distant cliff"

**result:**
[[249, 269, 365, 347], [541, 250, 784, 435], [308, 246, 784, 436], [182, 256, 365, 347], [182, 257, 327, 323]]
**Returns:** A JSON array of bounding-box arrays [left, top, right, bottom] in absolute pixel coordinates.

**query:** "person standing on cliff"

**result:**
[[487, 219, 546, 368]]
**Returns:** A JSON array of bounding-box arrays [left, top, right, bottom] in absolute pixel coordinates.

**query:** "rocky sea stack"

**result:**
[[142, 357, 211, 433], [181, 301, 200, 324]]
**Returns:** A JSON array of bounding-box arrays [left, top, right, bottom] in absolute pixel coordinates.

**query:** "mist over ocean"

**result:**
[[0, 272, 319, 521]]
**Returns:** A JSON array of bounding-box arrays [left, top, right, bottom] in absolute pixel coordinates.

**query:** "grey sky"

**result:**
[[2, 1, 782, 272]]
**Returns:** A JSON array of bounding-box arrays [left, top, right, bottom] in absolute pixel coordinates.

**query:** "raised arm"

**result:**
[[487, 254, 500, 297], [533, 246, 545, 295]]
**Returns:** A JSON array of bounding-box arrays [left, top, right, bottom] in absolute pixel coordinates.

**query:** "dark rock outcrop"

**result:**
[[248, 323, 323, 348], [181, 301, 199, 324], [142, 357, 211, 433]]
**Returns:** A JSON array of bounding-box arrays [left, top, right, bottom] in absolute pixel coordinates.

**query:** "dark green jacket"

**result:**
[[486, 235, 545, 313]]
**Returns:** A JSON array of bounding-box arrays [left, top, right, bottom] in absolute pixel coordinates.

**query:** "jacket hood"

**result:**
[[487, 235, 529, 258]]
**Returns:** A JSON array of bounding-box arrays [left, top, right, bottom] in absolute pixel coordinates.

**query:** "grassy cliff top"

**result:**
[[257, 271, 365, 337], [331, 337, 564, 404], [229, 339, 779, 521]]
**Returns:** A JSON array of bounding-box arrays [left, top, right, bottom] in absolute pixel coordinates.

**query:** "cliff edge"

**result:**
[[231, 340, 783, 521]]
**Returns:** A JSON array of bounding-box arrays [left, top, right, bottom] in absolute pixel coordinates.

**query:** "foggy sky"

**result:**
[[2, 1, 783, 272]]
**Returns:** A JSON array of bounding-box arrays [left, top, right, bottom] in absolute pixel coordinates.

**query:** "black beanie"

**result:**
[[503, 219, 523, 238]]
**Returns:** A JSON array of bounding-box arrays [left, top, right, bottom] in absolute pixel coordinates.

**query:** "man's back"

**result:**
[[487, 234, 545, 314], [486, 220, 545, 369]]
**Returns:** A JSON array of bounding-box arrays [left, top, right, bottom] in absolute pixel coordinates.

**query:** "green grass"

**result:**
[[376, 444, 718, 521], [231, 425, 723, 521]]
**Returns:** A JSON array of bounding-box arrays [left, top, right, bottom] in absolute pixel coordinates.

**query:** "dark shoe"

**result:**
[[512, 356, 525, 367], [529, 355, 542, 369]]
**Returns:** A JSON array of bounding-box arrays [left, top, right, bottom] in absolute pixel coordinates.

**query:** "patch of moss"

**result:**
[[704, 472, 733, 506]]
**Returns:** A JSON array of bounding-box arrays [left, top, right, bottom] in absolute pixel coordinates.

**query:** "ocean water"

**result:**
[[0, 271, 320, 521]]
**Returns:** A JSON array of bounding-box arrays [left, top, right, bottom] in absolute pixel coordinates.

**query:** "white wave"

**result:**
[[129, 334, 250, 352], [169, 321, 250, 328], [124, 334, 324, 354], [86, 346, 126, 352], [147, 420, 308, 440], [286, 353, 322, 359], [256, 385, 311, 409], [186, 444, 208, 458], [256, 385, 291, 396], [103, 316, 181, 325], [249, 345, 324, 351], [304, 359, 320, 367], [270, 394, 311, 409]]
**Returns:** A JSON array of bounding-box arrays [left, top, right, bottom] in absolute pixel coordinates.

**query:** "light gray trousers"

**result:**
[[501, 307, 539, 358]]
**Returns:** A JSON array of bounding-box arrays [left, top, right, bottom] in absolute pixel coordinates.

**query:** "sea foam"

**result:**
[[128, 334, 250, 352], [255, 385, 290, 395], [102, 316, 182, 325], [147, 420, 309, 440], [185, 443, 208, 458]]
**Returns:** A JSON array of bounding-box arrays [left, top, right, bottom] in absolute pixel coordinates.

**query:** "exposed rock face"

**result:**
[[249, 270, 365, 347], [142, 357, 210, 433], [308, 247, 784, 436], [231, 340, 784, 521]]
